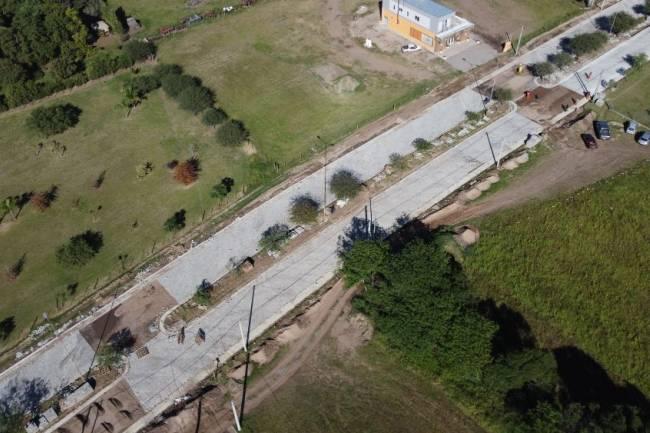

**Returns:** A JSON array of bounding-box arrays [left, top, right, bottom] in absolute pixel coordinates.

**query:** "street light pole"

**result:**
[[485, 131, 498, 166]]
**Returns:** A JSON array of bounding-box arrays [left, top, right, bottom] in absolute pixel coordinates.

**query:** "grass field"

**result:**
[[117, 0, 233, 32], [243, 338, 484, 433], [464, 161, 650, 396], [595, 65, 650, 127], [0, 0, 439, 350]]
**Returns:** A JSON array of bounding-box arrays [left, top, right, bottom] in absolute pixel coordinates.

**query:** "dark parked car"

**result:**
[[594, 121, 611, 140], [581, 133, 597, 149]]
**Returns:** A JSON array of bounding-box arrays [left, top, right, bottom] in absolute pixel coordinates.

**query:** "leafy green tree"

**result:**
[[4, 80, 43, 107], [412, 137, 433, 151], [152, 63, 182, 81], [0, 59, 26, 88], [122, 40, 156, 62], [216, 119, 248, 145], [129, 74, 160, 97], [27, 103, 81, 136], [210, 177, 234, 199], [98, 328, 135, 368], [608, 12, 639, 35], [0, 410, 24, 433], [389, 153, 407, 170], [259, 223, 291, 252], [202, 107, 228, 126], [56, 230, 103, 266], [289, 195, 319, 225], [85, 51, 132, 79], [340, 239, 389, 286], [548, 52, 573, 69], [493, 87, 513, 101], [164, 209, 186, 232], [193, 279, 212, 306], [566, 32, 608, 56], [330, 169, 362, 200], [531, 62, 554, 79], [177, 85, 213, 113], [161, 73, 199, 98]]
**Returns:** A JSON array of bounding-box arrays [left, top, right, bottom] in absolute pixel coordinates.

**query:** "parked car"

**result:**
[[401, 43, 421, 53], [594, 120, 611, 140], [581, 133, 598, 149], [638, 131, 650, 146], [625, 120, 637, 135]]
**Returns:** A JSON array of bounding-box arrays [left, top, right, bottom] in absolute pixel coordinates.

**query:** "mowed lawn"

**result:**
[[157, 0, 437, 166], [464, 161, 650, 396], [597, 65, 650, 127], [243, 339, 485, 433], [0, 0, 437, 349], [117, 0, 233, 32]]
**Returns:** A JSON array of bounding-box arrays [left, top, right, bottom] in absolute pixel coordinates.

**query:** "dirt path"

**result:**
[[322, 0, 432, 81], [424, 132, 650, 227]]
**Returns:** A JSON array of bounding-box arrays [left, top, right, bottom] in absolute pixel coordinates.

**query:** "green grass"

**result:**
[[243, 338, 484, 433], [0, 0, 443, 350], [464, 161, 650, 396], [117, 0, 232, 33], [594, 65, 650, 127], [517, 0, 584, 46]]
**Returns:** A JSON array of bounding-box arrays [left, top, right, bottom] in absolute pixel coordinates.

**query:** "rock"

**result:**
[[462, 188, 482, 201], [502, 159, 519, 170], [454, 227, 480, 247], [515, 152, 529, 164], [476, 180, 492, 192], [486, 174, 500, 184]]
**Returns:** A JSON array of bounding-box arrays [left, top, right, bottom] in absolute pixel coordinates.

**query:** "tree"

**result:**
[[152, 63, 182, 81], [330, 169, 362, 200], [531, 62, 554, 79], [340, 239, 389, 286], [0, 59, 26, 88], [644, 0, 650, 16], [50, 44, 83, 80], [389, 153, 407, 170], [177, 85, 213, 113], [193, 279, 212, 306], [173, 158, 200, 185], [86, 51, 133, 79], [607, 12, 639, 35], [566, 32, 608, 56], [98, 328, 135, 368], [56, 230, 103, 266], [27, 103, 81, 136], [161, 74, 199, 98], [202, 107, 228, 126], [493, 87, 513, 101], [210, 177, 234, 199], [164, 209, 186, 232], [465, 110, 485, 122], [0, 317, 15, 341], [548, 52, 573, 69], [412, 137, 433, 151], [129, 74, 160, 97], [122, 40, 156, 62], [216, 119, 248, 145], [629, 53, 648, 71], [259, 223, 291, 252], [290, 195, 319, 225]]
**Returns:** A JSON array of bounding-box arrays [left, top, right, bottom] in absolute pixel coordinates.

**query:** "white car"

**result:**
[[223, 5, 234, 12], [401, 43, 421, 53], [638, 131, 650, 146]]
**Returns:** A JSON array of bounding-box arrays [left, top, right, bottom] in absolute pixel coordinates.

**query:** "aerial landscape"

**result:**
[[0, 0, 648, 432]]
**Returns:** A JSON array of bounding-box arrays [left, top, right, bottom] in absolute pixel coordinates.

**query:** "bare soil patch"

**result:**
[[517, 86, 583, 124], [80, 281, 177, 349]]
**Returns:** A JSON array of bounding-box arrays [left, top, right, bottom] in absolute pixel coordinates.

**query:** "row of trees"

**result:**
[[340, 234, 649, 433]]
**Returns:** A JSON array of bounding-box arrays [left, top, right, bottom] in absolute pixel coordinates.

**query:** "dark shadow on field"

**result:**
[[0, 378, 49, 414], [387, 218, 436, 251], [338, 216, 387, 254], [594, 15, 612, 32], [478, 300, 536, 356], [554, 346, 650, 411]]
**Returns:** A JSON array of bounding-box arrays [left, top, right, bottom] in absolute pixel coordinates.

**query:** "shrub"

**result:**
[[389, 153, 408, 170], [330, 169, 362, 200], [129, 74, 160, 96], [412, 137, 433, 151], [608, 12, 640, 35], [161, 74, 199, 98], [56, 230, 103, 266], [164, 209, 186, 231], [86, 51, 133, 79], [290, 195, 319, 225], [123, 40, 156, 62], [136, 161, 154, 179], [193, 279, 212, 306], [465, 110, 485, 122], [340, 240, 389, 286], [629, 53, 648, 72], [259, 223, 291, 252], [217, 119, 248, 145], [153, 63, 182, 80], [202, 107, 228, 126], [4, 81, 43, 107], [27, 104, 81, 136], [0, 59, 27, 87], [174, 158, 200, 184], [493, 87, 513, 102], [548, 52, 574, 69], [531, 62, 554, 78], [566, 32, 608, 56], [210, 177, 234, 198], [177, 85, 213, 113]]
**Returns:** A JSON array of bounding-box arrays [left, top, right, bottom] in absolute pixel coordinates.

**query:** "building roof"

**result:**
[[402, 0, 454, 17]]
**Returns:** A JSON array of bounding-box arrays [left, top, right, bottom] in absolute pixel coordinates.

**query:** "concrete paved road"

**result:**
[[561, 26, 650, 95], [125, 111, 542, 419]]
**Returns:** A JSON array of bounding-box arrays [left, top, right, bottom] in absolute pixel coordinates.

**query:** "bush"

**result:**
[[493, 87, 513, 102], [566, 32, 608, 56], [531, 62, 554, 78], [629, 53, 648, 72], [330, 169, 362, 200], [123, 40, 156, 62], [193, 279, 212, 306], [290, 195, 319, 225], [389, 153, 408, 170], [548, 52, 574, 69], [86, 51, 133, 79], [27, 103, 81, 136], [340, 240, 389, 286], [56, 230, 103, 266], [607, 12, 640, 35], [0, 59, 27, 88], [129, 74, 160, 96], [210, 177, 234, 198], [217, 119, 248, 146], [412, 137, 433, 151], [465, 110, 485, 122], [177, 85, 213, 113], [202, 107, 228, 126], [164, 209, 186, 232], [4, 81, 43, 107], [173, 158, 200, 184], [153, 63, 183, 80], [259, 223, 291, 252], [161, 73, 199, 98]]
